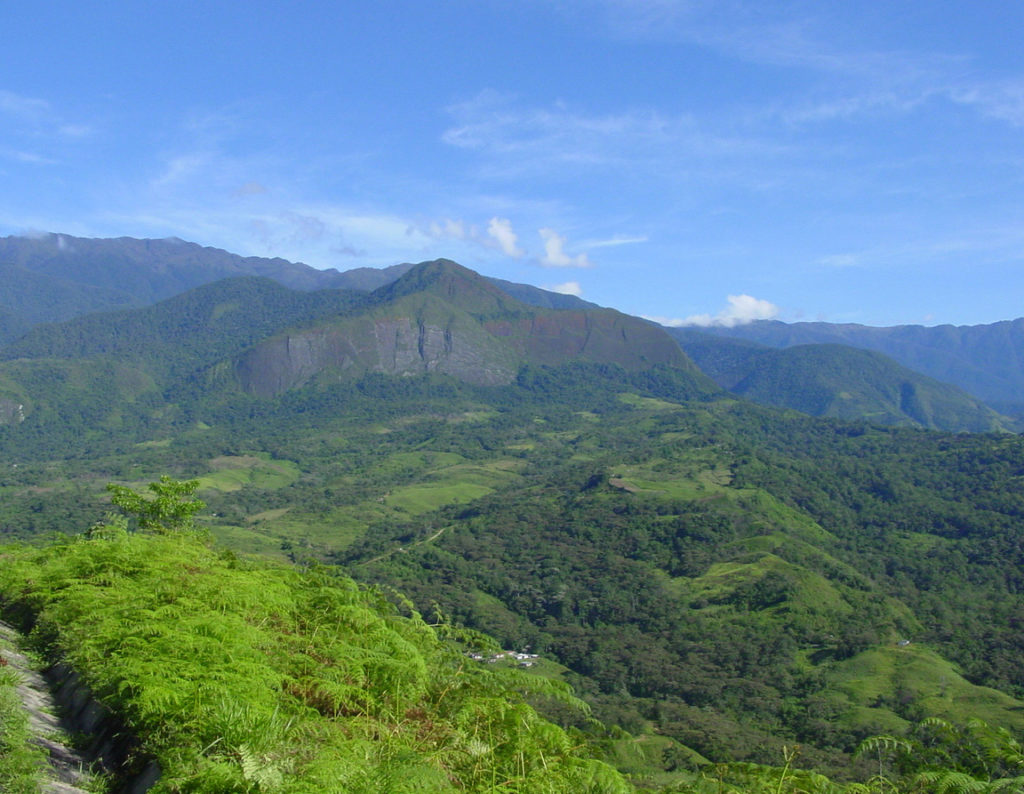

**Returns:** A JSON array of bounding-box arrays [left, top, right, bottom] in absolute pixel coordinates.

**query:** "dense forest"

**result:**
[[3, 359, 1024, 790]]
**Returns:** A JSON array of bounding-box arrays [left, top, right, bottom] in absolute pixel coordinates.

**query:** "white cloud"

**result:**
[[442, 90, 785, 189], [583, 234, 649, 249], [949, 79, 1024, 127], [539, 228, 592, 268], [487, 216, 523, 257], [58, 123, 94, 138], [656, 294, 779, 327], [548, 281, 583, 296], [0, 90, 92, 140], [234, 181, 268, 197]]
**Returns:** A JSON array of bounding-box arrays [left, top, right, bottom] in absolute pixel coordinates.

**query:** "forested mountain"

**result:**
[[672, 330, 1017, 432], [0, 234, 591, 347], [0, 259, 706, 435], [0, 276, 367, 379], [0, 234, 356, 343], [3, 251, 1024, 790], [687, 317, 1024, 414], [233, 260, 698, 395]]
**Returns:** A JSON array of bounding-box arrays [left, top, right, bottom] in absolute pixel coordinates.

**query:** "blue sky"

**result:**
[[2, 1, 1023, 327]]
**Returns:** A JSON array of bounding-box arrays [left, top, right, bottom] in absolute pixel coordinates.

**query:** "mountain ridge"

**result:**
[[0, 234, 599, 348], [690, 318, 1024, 411], [233, 259, 702, 395], [672, 329, 1017, 432]]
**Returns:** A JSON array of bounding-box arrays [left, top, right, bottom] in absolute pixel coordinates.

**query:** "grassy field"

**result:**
[[827, 644, 1024, 734], [196, 454, 301, 492]]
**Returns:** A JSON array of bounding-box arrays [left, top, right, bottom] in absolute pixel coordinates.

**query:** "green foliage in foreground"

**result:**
[[0, 662, 46, 793], [0, 527, 630, 793]]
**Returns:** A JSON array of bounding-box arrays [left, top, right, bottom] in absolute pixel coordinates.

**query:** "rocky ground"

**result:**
[[0, 621, 95, 794]]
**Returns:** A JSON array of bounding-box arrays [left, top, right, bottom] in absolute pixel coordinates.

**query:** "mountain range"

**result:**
[[0, 233, 592, 346], [0, 257, 702, 433], [3, 232, 1023, 434]]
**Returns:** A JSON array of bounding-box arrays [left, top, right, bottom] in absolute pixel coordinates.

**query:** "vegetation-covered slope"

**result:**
[[0, 260, 707, 425], [0, 234, 366, 345], [683, 318, 1024, 413], [672, 330, 1016, 432], [0, 519, 630, 793], [0, 276, 366, 382], [0, 234, 594, 348]]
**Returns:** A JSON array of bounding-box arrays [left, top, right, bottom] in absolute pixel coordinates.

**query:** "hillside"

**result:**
[[672, 330, 1017, 432], [2, 255, 1024, 787], [688, 318, 1024, 414], [0, 522, 630, 792], [0, 276, 367, 381], [0, 260, 709, 438]]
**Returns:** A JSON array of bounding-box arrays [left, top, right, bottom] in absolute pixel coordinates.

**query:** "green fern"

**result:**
[[0, 514, 634, 793]]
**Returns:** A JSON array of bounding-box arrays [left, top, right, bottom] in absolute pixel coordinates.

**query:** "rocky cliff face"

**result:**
[[235, 314, 519, 397]]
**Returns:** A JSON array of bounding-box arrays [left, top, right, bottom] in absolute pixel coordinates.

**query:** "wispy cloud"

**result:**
[[443, 91, 760, 178], [58, 123, 94, 138], [812, 222, 1024, 273], [443, 91, 664, 167], [441, 90, 797, 198], [233, 181, 268, 197], [948, 78, 1024, 127], [0, 89, 49, 121], [427, 218, 472, 241], [817, 253, 860, 268], [539, 228, 592, 268], [653, 293, 779, 327], [592, 1, 1019, 134], [583, 234, 649, 249], [0, 148, 57, 165], [0, 89, 93, 138], [152, 153, 213, 188]]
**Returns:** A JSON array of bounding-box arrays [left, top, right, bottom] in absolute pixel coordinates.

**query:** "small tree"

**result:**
[[107, 475, 206, 534]]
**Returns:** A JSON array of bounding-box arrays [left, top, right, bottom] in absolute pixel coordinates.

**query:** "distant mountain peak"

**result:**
[[374, 258, 523, 315]]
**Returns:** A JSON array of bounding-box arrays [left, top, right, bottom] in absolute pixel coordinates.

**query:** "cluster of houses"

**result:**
[[468, 650, 540, 668]]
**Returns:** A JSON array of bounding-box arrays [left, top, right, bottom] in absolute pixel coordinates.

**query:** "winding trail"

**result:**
[[0, 621, 93, 794]]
